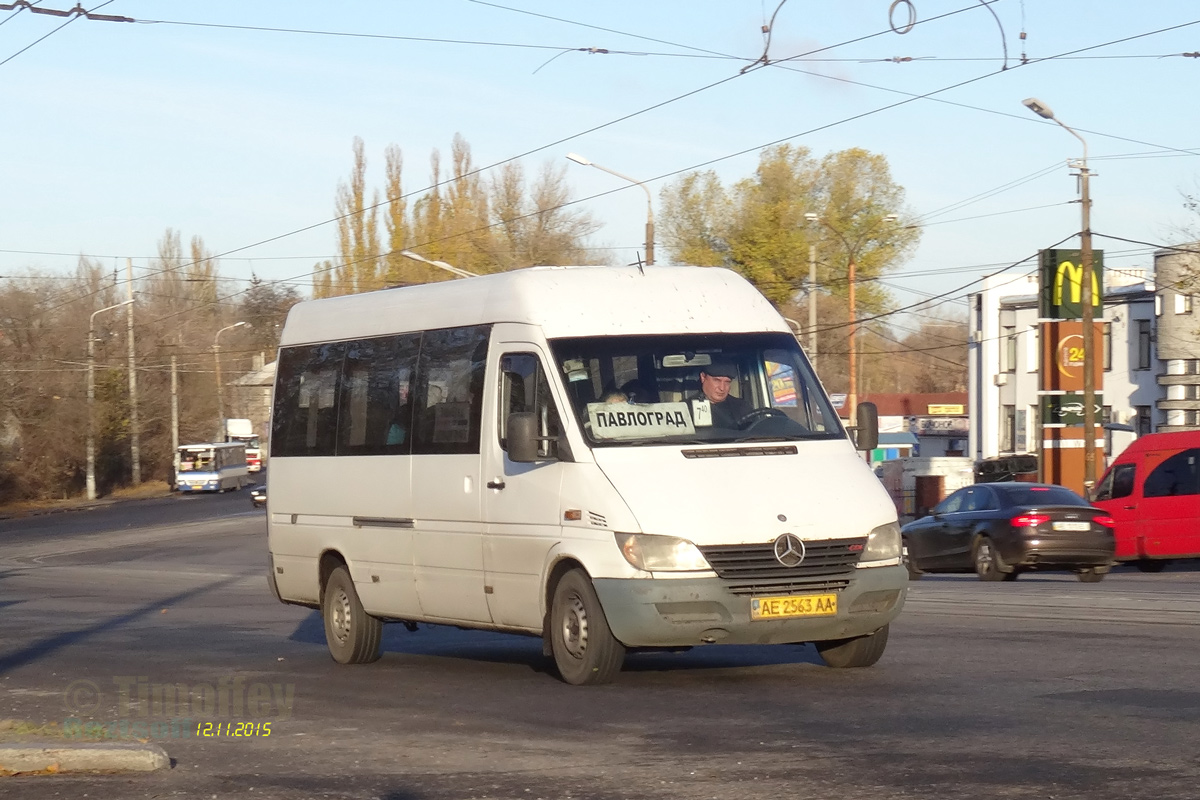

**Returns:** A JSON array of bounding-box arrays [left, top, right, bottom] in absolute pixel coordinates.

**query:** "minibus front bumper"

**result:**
[[592, 564, 908, 648]]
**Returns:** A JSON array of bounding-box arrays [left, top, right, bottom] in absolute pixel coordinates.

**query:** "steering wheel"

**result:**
[[734, 407, 788, 430]]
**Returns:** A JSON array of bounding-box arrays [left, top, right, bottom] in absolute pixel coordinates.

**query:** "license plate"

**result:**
[[1052, 521, 1091, 531], [751, 594, 837, 620]]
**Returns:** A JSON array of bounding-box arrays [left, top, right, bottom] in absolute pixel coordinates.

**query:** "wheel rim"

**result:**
[[560, 592, 589, 660], [330, 587, 352, 645], [976, 541, 993, 573]]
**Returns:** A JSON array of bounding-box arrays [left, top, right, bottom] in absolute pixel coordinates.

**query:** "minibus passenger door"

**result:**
[[483, 350, 568, 630], [410, 326, 492, 624]]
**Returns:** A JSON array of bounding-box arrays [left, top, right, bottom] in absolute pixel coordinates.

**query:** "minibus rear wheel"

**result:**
[[322, 566, 382, 665], [549, 569, 625, 685], [816, 624, 889, 668]]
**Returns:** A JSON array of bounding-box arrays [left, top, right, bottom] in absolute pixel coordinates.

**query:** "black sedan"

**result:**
[[902, 483, 1115, 582], [249, 483, 267, 509]]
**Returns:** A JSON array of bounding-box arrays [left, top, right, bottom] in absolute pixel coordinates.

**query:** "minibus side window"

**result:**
[[1143, 450, 1200, 498], [272, 342, 345, 458], [337, 333, 421, 456], [411, 325, 490, 455], [499, 353, 563, 458]]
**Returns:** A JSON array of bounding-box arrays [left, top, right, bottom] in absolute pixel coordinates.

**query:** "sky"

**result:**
[[1, 0, 1198, 330]]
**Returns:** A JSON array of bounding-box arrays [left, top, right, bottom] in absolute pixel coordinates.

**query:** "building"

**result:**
[[968, 244, 1200, 470], [229, 355, 276, 445], [837, 392, 969, 462]]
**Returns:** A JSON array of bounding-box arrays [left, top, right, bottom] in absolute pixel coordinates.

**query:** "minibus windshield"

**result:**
[[549, 332, 843, 447]]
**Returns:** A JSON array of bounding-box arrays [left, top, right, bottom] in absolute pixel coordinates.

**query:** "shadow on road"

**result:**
[[0, 572, 252, 675], [289, 610, 823, 676]]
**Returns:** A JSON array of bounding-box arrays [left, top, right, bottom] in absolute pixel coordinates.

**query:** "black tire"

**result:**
[[816, 624, 889, 668], [322, 565, 382, 665], [1077, 567, 1105, 583], [973, 536, 1013, 582], [1135, 559, 1168, 573], [549, 568, 625, 685]]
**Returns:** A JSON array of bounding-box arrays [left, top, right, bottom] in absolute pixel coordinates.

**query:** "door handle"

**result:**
[[486, 479, 506, 490], [1122, 505, 1136, 510]]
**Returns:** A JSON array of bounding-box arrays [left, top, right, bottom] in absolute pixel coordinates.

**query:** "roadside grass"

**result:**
[[0, 481, 172, 518], [0, 719, 67, 742]]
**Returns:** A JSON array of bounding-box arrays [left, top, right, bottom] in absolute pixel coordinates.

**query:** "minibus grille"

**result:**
[[721, 578, 852, 596], [698, 537, 866, 592]]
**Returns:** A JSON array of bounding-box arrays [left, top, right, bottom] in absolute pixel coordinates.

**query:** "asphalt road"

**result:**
[[1, 496, 1199, 799]]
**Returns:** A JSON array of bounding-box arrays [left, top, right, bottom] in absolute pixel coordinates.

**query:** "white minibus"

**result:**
[[266, 265, 907, 684]]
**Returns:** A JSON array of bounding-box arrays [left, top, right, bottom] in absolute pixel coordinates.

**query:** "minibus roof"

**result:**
[[280, 265, 790, 346], [1113, 430, 1200, 459]]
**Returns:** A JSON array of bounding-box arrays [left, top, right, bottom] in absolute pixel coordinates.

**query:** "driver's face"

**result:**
[[700, 372, 732, 403]]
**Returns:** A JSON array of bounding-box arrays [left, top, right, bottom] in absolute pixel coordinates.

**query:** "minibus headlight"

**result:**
[[861, 521, 901, 562], [614, 533, 711, 572]]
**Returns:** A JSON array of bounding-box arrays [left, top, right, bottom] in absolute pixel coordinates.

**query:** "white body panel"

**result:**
[[267, 266, 905, 645]]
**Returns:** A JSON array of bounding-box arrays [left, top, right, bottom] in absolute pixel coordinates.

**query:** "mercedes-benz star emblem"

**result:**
[[773, 533, 806, 568]]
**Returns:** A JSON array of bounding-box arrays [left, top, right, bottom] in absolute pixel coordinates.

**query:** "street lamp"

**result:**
[[1023, 96, 1097, 487], [214, 321, 249, 440], [86, 298, 134, 500], [399, 250, 478, 279], [806, 213, 897, 423], [566, 152, 654, 266]]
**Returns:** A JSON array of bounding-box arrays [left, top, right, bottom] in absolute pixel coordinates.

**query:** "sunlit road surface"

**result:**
[[2, 501, 1199, 799]]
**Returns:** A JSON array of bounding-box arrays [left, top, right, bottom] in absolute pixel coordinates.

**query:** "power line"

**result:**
[[0, 1, 117, 69]]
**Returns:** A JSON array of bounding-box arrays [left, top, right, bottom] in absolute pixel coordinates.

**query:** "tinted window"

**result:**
[[935, 489, 967, 514], [272, 342, 345, 457], [337, 334, 421, 456], [412, 325, 491, 455], [1143, 449, 1200, 498], [995, 485, 1088, 508], [964, 486, 996, 512], [499, 353, 563, 459]]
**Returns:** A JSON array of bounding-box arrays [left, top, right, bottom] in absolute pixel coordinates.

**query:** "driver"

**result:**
[[699, 361, 751, 428]]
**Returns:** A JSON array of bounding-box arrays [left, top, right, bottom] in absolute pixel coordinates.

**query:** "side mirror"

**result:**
[[855, 401, 879, 452], [510, 412, 558, 464], [507, 413, 539, 463]]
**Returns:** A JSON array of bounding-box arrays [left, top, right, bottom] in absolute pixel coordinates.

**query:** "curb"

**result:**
[[0, 742, 170, 774]]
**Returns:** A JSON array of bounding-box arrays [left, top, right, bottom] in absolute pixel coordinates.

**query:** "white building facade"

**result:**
[[966, 249, 1200, 465]]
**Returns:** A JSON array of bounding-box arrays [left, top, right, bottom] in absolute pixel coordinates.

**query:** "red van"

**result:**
[[1091, 431, 1200, 572]]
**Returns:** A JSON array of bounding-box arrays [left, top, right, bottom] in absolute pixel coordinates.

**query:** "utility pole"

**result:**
[[808, 242, 818, 370], [1079, 157, 1096, 488], [125, 259, 141, 485], [170, 352, 180, 480]]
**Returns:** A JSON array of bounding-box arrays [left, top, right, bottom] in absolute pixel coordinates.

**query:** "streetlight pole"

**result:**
[[1023, 97, 1097, 487], [806, 214, 897, 424], [214, 321, 248, 441], [566, 153, 654, 266], [86, 298, 133, 500]]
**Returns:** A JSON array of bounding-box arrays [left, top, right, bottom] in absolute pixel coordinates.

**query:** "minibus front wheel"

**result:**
[[322, 566, 383, 665], [549, 569, 625, 686], [815, 624, 889, 668]]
